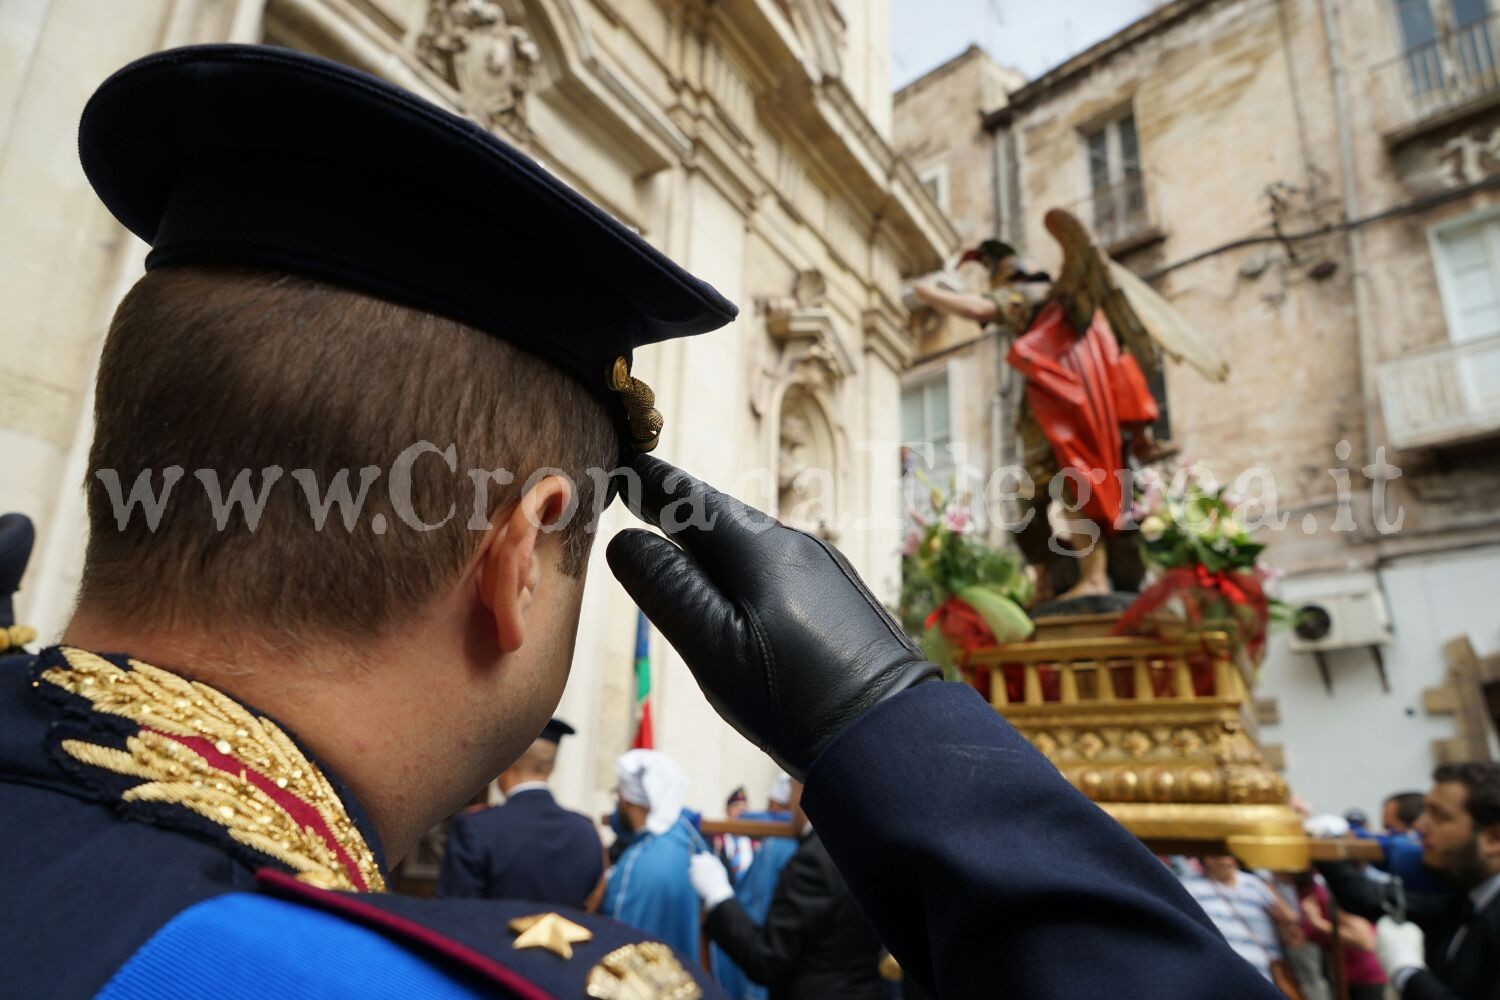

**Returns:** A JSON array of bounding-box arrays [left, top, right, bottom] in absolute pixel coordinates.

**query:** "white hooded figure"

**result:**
[[601, 749, 704, 958]]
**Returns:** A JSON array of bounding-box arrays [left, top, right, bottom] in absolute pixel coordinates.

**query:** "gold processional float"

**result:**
[[705, 211, 1377, 868], [889, 211, 1377, 870]]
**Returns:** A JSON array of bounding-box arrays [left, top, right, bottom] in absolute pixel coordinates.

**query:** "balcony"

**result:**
[[1375, 12, 1500, 144], [1377, 335, 1500, 450], [1071, 171, 1165, 256]]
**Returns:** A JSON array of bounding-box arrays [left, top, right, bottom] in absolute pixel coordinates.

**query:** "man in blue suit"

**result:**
[[439, 718, 605, 909]]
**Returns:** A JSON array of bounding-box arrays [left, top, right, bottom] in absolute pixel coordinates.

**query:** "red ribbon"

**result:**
[[1113, 564, 1271, 663], [925, 597, 993, 655]]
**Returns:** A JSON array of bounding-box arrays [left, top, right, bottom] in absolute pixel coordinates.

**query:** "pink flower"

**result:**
[[901, 525, 923, 557], [942, 507, 973, 533], [906, 507, 928, 526]]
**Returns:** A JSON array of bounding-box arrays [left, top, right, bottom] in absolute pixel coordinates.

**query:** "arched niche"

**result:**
[[777, 387, 845, 541], [755, 270, 855, 541]]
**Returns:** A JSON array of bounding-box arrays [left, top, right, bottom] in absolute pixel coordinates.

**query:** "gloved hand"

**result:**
[[689, 853, 735, 911], [607, 455, 939, 779], [1375, 915, 1426, 977]]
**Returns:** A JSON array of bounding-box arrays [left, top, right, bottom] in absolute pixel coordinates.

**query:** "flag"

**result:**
[[632, 609, 653, 749]]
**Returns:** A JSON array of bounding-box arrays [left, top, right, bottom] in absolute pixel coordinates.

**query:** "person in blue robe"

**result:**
[[602, 749, 707, 959]]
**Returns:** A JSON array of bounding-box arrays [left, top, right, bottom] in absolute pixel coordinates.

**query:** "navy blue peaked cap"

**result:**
[[77, 44, 737, 449], [538, 717, 575, 744], [0, 513, 35, 629]]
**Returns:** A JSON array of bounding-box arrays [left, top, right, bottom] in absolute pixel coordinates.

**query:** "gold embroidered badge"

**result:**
[[585, 942, 702, 1000], [41, 647, 385, 892]]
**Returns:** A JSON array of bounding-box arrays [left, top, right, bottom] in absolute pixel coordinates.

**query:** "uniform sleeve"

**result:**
[[1398, 968, 1465, 1000], [801, 682, 1283, 1000], [704, 845, 828, 988], [436, 816, 486, 899], [1318, 861, 1452, 930]]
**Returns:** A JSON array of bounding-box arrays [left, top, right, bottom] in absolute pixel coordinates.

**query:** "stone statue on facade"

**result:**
[[416, 0, 540, 134]]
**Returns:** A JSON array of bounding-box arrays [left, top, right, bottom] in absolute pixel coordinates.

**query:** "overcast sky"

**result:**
[[890, 0, 1155, 91]]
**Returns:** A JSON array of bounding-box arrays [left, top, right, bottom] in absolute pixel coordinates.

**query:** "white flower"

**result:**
[[1140, 515, 1167, 542]]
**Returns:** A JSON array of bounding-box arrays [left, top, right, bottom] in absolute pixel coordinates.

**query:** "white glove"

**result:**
[[689, 852, 734, 910], [1375, 915, 1426, 977]]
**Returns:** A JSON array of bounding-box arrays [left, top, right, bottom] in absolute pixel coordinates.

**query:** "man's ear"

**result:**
[[477, 475, 577, 653], [1480, 821, 1500, 860]]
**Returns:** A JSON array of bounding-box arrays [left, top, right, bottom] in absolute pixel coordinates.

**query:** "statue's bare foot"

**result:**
[[1057, 575, 1112, 601], [1057, 546, 1111, 601]]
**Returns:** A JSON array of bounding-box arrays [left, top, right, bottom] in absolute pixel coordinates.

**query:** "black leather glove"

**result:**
[[606, 454, 940, 779]]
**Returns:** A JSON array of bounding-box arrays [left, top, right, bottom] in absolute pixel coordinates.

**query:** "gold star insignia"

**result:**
[[509, 912, 593, 960]]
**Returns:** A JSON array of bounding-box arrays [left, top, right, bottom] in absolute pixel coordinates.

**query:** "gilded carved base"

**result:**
[[973, 627, 1308, 868]]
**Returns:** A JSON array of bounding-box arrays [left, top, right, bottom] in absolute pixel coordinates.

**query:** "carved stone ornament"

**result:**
[[416, 0, 541, 133], [751, 270, 856, 418]]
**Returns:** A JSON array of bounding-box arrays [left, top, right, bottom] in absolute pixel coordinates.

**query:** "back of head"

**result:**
[[79, 265, 616, 647], [509, 737, 559, 782], [1385, 791, 1426, 831]]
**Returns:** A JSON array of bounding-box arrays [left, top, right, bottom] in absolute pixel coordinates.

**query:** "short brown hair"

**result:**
[[1434, 761, 1500, 828], [80, 265, 616, 640]]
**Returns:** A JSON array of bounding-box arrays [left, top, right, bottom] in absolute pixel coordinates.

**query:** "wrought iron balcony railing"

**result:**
[[1375, 12, 1500, 141]]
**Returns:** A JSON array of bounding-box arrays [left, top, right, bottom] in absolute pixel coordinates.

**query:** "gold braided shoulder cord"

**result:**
[[41, 647, 385, 892]]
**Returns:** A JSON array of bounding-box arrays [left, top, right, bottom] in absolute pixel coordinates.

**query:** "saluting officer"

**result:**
[[0, 42, 1282, 1000], [439, 718, 606, 911]]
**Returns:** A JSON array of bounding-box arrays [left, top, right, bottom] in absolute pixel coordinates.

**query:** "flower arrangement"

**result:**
[[897, 476, 1034, 678], [1115, 464, 1289, 666]]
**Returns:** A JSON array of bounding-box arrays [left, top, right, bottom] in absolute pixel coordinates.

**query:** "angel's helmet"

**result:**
[[958, 239, 1049, 288]]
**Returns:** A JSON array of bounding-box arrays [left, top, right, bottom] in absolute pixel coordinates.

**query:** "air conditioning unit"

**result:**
[[1288, 589, 1392, 653]]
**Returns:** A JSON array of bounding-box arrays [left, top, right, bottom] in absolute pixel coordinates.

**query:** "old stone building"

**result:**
[[891, 46, 1023, 522], [0, 0, 953, 844], [899, 0, 1500, 814]]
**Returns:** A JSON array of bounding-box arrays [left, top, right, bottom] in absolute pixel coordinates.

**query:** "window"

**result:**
[[918, 163, 950, 214], [1434, 213, 1500, 342], [1432, 212, 1500, 401], [901, 374, 954, 502], [1080, 110, 1147, 247]]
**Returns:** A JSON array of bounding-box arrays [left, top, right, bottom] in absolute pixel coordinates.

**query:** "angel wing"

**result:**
[[1044, 209, 1229, 383]]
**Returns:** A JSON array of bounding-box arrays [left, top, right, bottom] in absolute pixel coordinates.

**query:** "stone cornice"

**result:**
[[707, 0, 956, 273], [862, 306, 915, 371]]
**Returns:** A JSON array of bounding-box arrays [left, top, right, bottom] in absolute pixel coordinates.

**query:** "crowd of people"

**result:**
[[1163, 774, 1500, 1000], [437, 716, 1500, 1000], [436, 726, 890, 999]]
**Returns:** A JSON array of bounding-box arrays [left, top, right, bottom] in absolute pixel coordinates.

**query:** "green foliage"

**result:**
[[896, 473, 1032, 636]]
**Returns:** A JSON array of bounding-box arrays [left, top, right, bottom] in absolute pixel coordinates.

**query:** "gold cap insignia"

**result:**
[[507, 912, 593, 960], [606, 356, 664, 454], [585, 942, 702, 1000], [3, 624, 35, 650]]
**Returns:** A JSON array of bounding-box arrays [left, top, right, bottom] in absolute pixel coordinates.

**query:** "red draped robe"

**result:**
[[1005, 301, 1158, 531]]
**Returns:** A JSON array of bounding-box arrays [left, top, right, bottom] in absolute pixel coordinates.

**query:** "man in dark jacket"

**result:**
[[691, 779, 884, 1000], [438, 718, 605, 909], [1322, 762, 1500, 1000]]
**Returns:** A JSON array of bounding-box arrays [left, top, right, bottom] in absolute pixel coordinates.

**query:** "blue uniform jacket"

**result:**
[[0, 647, 719, 999], [438, 787, 604, 908]]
